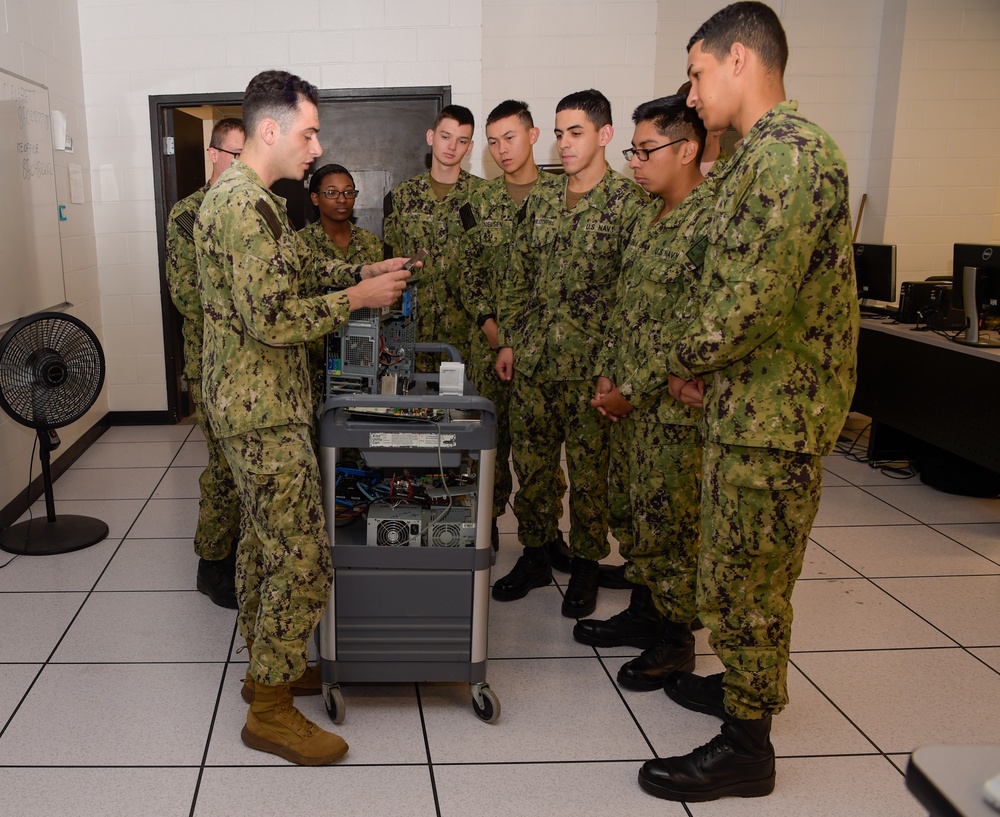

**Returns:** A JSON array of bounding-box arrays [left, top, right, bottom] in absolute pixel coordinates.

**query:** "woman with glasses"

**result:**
[[299, 164, 384, 434]]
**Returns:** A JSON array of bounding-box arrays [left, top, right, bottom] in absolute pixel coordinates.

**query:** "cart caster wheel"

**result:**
[[322, 683, 345, 725], [471, 684, 500, 723]]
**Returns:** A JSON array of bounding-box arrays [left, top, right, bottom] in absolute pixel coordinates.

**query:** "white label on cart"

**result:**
[[368, 432, 458, 448]]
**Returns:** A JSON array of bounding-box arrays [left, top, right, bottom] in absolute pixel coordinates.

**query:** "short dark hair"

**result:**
[[632, 94, 708, 163], [688, 1, 788, 75], [556, 89, 612, 129], [486, 99, 534, 129], [432, 104, 475, 131], [309, 163, 354, 195], [209, 117, 244, 149], [242, 70, 319, 136]]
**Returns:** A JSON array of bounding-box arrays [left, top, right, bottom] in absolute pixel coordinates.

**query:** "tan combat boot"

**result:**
[[241, 683, 348, 765]]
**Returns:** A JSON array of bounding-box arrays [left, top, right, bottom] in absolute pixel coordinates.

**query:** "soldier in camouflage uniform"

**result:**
[[573, 95, 712, 694], [492, 90, 644, 618], [637, 4, 860, 803], [195, 70, 411, 767], [165, 117, 244, 609], [460, 100, 542, 549], [298, 163, 382, 428], [382, 105, 483, 370]]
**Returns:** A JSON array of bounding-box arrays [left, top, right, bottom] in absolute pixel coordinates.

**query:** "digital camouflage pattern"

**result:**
[[382, 170, 484, 366], [220, 424, 332, 686], [665, 102, 859, 717], [459, 175, 538, 517], [498, 167, 644, 380], [501, 167, 643, 558], [165, 184, 239, 560], [665, 102, 859, 456], [599, 185, 713, 620], [297, 221, 382, 417], [195, 161, 360, 439], [196, 161, 362, 684], [698, 442, 821, 718]]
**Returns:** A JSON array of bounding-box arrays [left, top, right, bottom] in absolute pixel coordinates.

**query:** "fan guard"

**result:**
[[0, 312, 109, 555]]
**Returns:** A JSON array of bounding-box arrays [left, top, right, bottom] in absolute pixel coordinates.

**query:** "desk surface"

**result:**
[[906, 745, 1000, 817], [862, 317, 1000, 363]]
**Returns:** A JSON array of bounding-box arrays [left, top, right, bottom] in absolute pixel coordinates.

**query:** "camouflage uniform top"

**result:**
[[666, 101, 860, 456], [498, 166, 645, 381], [596, 182, 714, 425], [382, 170, 485, 357], [459, 174, 538, 331], [195, 161, 363, 438], [298, 221, 382, 269], [165, 183, 209, 383]]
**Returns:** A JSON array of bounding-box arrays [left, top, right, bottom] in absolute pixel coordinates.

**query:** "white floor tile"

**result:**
[[686, 755, 923, 816], [931, 522, 1000, 563], [152, 465, 203, 498], [0, 662, 224, 765], [874, 575, 1000, 646], [0, 768, 199, 817], [17, 498, 146, 540], [100, 425, 195, 443], [174, 439, 209, 467], [793, 648, 1000, 754], [128, 497, 199, 539], [822, 455, 921, 487], [865, 484, 1000, 525], [798, 541, 862, 580], [812, 486, 916, 527], [73, 440, 184, 469], [53, 590, 236, 662], [790, 578, 954, 651], [0, 537, 118, 591], [95, 538, 199, 592], [970, 647, 1000, 672], [809, 524, 1000, 577], [487, 585, 596, 658], [0, 592, 86, 661], [194, 766, 437, 817], [0, 664, 40, 724], [53, 466, 166, 500], [421, 657, 652, 764], [435, 761, 690, 817]]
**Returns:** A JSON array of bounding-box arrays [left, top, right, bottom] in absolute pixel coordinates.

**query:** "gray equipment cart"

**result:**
[[316, 344, 499, 724]]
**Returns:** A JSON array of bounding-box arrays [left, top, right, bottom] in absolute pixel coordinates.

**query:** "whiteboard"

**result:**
[[0, 69, 66, 328]]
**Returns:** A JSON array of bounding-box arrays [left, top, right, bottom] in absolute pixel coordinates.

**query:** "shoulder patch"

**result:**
[[254, 199, 283, 241], [174, 210, 196, 239]]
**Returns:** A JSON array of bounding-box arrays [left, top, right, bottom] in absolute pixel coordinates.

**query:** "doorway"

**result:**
[[149, 85, 449, 423]]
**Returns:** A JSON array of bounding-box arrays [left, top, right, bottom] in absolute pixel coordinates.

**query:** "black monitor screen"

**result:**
[[853, 243, 896, 302]]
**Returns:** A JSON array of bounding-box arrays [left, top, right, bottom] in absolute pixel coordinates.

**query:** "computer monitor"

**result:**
[[853, 243, 896, 303], [951, 243, 1000, 347]]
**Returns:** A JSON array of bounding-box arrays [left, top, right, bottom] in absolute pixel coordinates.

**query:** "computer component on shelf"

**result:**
[[365, 504, 423, 547], [326, 286, 417, 397], [423, 505, 476, 548]]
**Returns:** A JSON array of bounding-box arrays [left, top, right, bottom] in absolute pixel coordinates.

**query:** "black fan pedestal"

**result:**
[[0, 428, 109, 556]]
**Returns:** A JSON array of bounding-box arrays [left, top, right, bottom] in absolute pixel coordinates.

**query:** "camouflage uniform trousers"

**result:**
[[608, 414, 701, 624], [510, 373, 609, 560], [219, 423, 333, 686], [187, 367, 240, 561], [466, 334, 512, 518], [698, 441, 822, 719]]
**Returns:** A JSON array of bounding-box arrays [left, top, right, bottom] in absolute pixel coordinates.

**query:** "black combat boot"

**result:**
[[561, 556, 600, 618], [597, 562, 633, 589], [616, 620, 695, 690], [546, 532, 574, 574], [197, 557, 238, 609], [637, 714, 775, 802], [492, 546, 553, 601], [664, 671, 726, 718], [573, 583, 662, 648]]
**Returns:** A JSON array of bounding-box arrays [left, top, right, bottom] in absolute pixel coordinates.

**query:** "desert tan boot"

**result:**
[[242, 664, 322, 704], [241, 683, 348, 766]]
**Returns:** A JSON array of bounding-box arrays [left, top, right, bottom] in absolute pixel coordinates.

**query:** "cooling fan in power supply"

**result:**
[[0, 312, 109, 555]]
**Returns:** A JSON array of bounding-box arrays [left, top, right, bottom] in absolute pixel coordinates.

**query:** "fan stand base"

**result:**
[[0, 515, 109, 555]]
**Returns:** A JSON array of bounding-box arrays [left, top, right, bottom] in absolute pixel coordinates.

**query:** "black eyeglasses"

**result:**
[[622, 137, 688, 162], [318, 189, 359, 200], [211, 147, 241, 159]]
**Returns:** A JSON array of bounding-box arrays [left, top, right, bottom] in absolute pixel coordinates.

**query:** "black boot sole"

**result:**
[[637, 766, 775, 801], [617, 653, 695, 691]]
